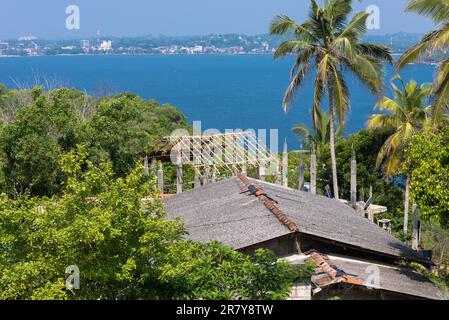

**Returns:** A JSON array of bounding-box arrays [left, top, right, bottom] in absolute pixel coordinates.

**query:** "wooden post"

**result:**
[[282, 139, 288, 188], [412, 203, 420, 250], [157, 162, 164, 194], [310, 145, 317, 195], [350, 148, 357, 205], [298, 162, 305, 191], [143, 155, 150, 176]]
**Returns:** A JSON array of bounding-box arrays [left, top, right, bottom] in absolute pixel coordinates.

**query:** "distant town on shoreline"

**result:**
[[0, 32, 444, 63]]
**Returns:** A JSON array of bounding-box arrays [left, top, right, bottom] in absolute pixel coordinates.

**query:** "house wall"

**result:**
[[313, 284, 427, 300], [288, 283, 312, 300], [239, 234, 298, 257], [240, 232, 398, 265], [299, 233, 399, 264], [238, 233, 426, 300]]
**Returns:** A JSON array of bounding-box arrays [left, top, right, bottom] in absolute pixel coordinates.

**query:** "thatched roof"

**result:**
[[163, 177, 420, 260]]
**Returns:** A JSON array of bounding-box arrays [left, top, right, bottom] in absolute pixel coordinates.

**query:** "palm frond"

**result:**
[[312, 76, 325, 131], [330, 62, 350, 124], [282, 63, 310, 112], [346, 55, 383, 95], [357, 43, 393, 64], [274, 41, 314, 59], [336, 11, 368, 41], [367, 113, 399, 130], [270, 15, 317, 42], [396, 30, 439, 70], [406, 0, 449, 24]]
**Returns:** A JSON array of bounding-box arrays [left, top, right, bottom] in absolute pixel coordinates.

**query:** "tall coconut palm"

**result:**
[[397, 0, 449, 128], [367, 77, 431, 236], [270, 0, 392, 199]]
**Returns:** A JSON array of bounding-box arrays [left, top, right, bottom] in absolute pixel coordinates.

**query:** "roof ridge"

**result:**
[[306, 250, 364, 289], [237, 172, 298, 232]]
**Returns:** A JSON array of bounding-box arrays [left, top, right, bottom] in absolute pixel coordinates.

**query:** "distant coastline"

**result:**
[[0, 32, 436, 61], [0, 52, 440, 66]]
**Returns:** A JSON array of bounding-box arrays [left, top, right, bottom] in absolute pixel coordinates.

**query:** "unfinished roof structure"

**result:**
[[162, 175, 447, 300]]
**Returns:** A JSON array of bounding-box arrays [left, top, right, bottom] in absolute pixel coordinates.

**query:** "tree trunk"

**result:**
[[328, 99, 339, 200], [404, 173, 411, 237]]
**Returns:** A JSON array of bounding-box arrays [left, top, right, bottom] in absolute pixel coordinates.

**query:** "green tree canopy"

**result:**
[[0, 86, 190, 197], [88, 94, 189, 177], [0, 146, 307, 300], [405, 127, 449, 228]]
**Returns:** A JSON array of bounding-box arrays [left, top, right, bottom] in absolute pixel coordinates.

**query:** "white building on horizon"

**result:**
[[99, 40, 112, 52], [18, 36, 38, 41]]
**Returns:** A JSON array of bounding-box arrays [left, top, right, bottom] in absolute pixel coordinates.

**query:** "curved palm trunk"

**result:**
[[328, 88, 340, 200], [404, 173, 411, 237]]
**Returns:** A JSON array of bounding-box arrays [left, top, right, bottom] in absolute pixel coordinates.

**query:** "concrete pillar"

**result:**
[[282, 139, 288, 188], [310, 147, 317, 195], [175, 147, 183, 194], [275, 164, 281, 185], [232, 135, 238, 175], [157, 162, 164, 194], [258, 161, 266, 181], [143, 156, 150, 176], [204, 164, 211, 185], [298, 162, 305, 191], [176, 165, 183, 194], [151, 157, 156, 168], [350, 149, 357, 205], [412, 203, 420, 250], [194, 175, 202, 189], [242, 162, 247, 176]]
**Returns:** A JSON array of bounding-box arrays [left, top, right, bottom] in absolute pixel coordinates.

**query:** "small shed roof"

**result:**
[[285, 254, 446, 300], [326, 255, 446, 300]]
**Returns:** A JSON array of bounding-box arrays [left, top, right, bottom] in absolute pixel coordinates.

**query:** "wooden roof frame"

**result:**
[[165, 131, 280, 178]]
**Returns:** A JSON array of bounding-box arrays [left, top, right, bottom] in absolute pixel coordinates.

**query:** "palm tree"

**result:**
[[270, 0, 392, 199], [292, 109, 342, 150], [367, 77, 431, 236], [397, 0, 449, 128]]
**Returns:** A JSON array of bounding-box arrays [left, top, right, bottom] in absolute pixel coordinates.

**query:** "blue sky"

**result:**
[[0, 0, 435, 39]]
